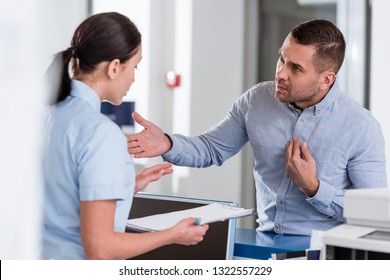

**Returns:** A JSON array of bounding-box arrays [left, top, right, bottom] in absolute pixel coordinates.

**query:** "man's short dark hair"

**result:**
[[291, 19, 346, 74]]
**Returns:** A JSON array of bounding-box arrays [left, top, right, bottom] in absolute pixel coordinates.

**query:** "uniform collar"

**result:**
[[70, 80, 101, 112]]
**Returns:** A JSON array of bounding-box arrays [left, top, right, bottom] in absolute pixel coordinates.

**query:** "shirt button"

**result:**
[[278, 200, 283, 205], [316, 109, 320, 114], [275, 224, 281, 229], [299, 118, 304, 124]]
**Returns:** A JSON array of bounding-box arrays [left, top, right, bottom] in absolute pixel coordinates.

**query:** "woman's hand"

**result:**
[[135, 163, 173, 193], [167, 218, 209, 245]]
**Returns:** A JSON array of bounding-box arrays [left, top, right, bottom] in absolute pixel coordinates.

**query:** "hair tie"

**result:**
[[66, 46, 77, 58]]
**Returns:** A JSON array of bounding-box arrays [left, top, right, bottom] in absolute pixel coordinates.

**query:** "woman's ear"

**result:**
[[107, 59, 121, 80]]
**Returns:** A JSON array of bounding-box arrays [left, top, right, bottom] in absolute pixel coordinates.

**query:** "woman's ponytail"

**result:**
[[55, 48, 74, 103]]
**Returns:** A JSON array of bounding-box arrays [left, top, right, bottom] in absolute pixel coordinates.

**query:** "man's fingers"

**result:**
[[126, 134, 137, 142], [291, 138, 301, 157], [285, 139, 293, 161], [127, 139, 140, 148], [128, 146, 144, 154], [300, 142, 313, 162], [132, 112, 150, 128], [127, 139, 140, 149]]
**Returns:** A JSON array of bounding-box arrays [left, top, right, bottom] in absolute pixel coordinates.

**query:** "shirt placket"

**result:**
[[274, 105, 313, 234]]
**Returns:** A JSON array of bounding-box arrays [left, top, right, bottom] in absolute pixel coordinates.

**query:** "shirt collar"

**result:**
[[313, 79, 340, 113], [286, 79, 341, 115], [70, 80, 101, 112]]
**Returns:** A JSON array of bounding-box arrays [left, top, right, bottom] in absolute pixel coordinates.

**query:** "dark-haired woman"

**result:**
[[41, 12, 208, 260]]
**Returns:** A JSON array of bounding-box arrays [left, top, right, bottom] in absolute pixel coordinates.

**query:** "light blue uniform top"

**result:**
[[163, 81, 387, 235], [42, 80, 135, 259]]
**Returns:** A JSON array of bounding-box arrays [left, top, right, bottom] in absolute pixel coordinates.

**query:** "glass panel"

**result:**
[[258, 0, 337, 82]]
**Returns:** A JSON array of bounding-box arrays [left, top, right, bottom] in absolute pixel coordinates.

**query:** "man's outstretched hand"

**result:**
[[127, 112, 172, 158]]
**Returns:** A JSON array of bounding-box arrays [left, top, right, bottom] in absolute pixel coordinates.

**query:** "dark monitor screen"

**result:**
[[126, 193, 237, 260], [101, 101, 135, 126]]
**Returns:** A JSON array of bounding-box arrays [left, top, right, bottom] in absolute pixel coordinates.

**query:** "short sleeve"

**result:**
[[76, 121, 134, 201]]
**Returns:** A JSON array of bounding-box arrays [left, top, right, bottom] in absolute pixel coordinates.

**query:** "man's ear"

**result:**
[[320, 70, 336, 91], [107, 59, 121, 80]]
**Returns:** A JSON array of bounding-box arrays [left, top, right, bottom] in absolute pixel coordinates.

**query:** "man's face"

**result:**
[[274, 34, 325, 110]]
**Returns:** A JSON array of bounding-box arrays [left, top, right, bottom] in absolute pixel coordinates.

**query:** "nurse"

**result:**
[[41, 12, 208, 260]]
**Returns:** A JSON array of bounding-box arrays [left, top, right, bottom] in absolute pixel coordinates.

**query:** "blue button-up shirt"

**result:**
[[163, 81, 387, 235], [42, 80, 135, 259]]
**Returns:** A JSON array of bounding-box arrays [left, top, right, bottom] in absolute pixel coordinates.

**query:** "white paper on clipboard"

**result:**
[[126, 203, 253, 232]]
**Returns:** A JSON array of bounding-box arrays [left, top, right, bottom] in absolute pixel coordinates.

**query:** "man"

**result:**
[[127, 19, 387, 235]]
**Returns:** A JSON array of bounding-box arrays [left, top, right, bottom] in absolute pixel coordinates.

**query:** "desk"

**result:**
[[234, 228, 311, 259]]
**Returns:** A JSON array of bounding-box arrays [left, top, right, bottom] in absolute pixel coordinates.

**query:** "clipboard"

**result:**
[[126, 202, 254, 232]]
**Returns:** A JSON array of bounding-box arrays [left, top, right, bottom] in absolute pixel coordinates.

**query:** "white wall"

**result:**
[[0, 0, 87, 259], [173, 0, 245, 204], [370, 0, 390, 183]]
